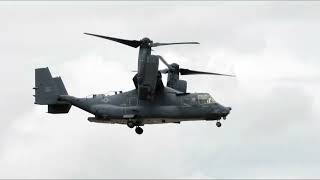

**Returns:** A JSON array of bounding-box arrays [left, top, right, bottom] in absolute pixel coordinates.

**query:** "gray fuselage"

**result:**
[[59, 87, 231, 125]]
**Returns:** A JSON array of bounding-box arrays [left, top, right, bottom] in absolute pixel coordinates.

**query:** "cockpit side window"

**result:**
[[197, 94, 215, 105], [182, 95, 197, 106]]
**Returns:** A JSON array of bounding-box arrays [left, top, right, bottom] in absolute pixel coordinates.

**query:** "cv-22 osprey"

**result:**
[[34, 33, 234, 134]]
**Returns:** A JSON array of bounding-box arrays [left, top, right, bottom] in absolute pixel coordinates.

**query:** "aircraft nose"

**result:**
[[220, 106, 231, 117], [223, 107, 231, 115], [213, 104, 231, 115]]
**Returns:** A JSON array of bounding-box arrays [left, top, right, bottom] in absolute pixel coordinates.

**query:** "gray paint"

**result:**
[[34, 67, 231, 132]]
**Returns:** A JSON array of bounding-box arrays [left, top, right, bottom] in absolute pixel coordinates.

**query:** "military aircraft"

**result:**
[[33, 33, 234, 134]]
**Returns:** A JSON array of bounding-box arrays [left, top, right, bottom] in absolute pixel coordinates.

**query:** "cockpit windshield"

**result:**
[[197, 94, 215, 104]]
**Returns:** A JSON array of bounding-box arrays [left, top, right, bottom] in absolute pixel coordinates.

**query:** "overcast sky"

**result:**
[[0, 1, 320, 178]]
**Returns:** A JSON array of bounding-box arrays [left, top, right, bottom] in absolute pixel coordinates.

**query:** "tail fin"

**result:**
[[34, 67, 71, 113]]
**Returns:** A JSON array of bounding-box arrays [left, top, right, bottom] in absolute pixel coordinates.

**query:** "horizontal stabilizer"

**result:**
[[48, 103, 71, 114]]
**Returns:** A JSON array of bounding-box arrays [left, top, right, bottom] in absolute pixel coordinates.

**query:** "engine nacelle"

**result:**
[[168, 79, 187, 93], [136, 55, 160, 100]]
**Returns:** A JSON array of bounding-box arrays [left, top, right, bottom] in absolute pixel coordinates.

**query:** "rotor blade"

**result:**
[[151, 42, 200, 47], [159, 69, 169, 74], [84, 33, 142, 48], [157, 55, 172, 69], [180, 68, 235, 77]]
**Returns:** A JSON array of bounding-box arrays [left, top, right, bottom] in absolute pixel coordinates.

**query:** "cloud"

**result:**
[[0, 1, 320, 178]]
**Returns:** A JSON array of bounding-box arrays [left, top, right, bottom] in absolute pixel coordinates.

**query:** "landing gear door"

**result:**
[[123, 97, 138, 116]]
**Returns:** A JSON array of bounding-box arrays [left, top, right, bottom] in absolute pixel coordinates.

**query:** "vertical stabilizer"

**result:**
[[34, 67, 71, 113]]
